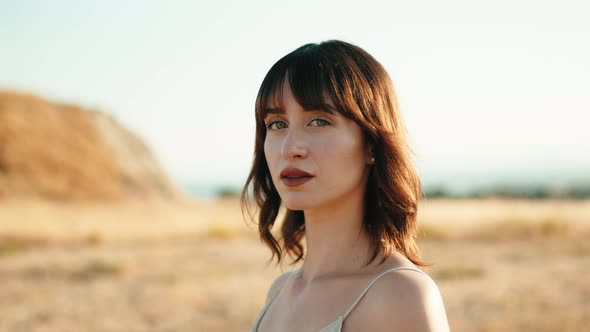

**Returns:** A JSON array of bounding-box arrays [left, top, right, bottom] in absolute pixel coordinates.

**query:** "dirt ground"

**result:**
[[0, 198, 589, 331]]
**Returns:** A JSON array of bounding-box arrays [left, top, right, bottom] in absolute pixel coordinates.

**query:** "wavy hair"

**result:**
[[242, 40, 428, 268]]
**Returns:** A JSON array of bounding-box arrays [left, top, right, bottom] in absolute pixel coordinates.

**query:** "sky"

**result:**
[[1, 0, 589, 191]]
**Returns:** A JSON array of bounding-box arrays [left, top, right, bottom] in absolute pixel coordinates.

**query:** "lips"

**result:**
[[280, 167, 314, 187]]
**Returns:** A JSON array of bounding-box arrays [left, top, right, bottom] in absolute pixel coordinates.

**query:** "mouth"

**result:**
[[280, 167, 315, 187], [281, 176, 314, 187]]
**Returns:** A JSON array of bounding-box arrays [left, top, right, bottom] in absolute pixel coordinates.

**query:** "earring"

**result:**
[[370, 156, 375, 164]]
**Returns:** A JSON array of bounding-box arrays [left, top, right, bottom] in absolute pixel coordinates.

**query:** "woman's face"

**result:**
[[263, 82, 372, 211]]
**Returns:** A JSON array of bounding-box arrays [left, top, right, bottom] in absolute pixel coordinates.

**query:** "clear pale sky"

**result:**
[[1, 0, 589, 190]]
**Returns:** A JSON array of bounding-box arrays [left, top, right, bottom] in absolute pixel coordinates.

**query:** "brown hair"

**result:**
[[242, 40, 429, 268]]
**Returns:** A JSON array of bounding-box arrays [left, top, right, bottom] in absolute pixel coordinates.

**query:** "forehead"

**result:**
[[262, 80, 337, 117]]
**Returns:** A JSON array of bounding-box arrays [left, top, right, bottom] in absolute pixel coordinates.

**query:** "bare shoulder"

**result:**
[[264, 269, 297, 303], [363, 268, 450, 332]]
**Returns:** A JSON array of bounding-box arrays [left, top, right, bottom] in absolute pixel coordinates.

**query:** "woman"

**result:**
[[242, 40, 450, 332]]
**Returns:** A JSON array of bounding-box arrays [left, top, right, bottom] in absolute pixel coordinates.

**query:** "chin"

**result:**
[[280, 192, 316, 211], [282, 201, 312, 211]]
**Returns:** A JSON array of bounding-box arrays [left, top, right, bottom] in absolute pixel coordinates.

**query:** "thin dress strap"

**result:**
[[251, 268, 301, 332], [267, 270, 297, 304], [341, 267, 426, 319]]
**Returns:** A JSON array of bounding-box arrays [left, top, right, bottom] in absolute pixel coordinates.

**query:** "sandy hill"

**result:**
[[0, 90, 181, 201]]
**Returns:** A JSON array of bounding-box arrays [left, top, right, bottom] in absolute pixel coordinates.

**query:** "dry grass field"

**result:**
[[0, 197, 589, 332]]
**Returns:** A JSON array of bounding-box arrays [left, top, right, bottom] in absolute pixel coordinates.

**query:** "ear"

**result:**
[[365, 144, 375, 165]]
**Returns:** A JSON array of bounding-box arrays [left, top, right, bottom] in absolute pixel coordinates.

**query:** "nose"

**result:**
[[281, 127, 308, 160]]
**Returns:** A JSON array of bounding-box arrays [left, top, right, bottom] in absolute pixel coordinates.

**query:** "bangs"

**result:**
[[256, 44, 338, 121]]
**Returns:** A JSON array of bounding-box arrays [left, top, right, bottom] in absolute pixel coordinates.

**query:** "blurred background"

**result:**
[[0, 1, 589, 331]]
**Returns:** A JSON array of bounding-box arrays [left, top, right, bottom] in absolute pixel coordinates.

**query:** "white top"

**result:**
[[251, 266, 427, 332]]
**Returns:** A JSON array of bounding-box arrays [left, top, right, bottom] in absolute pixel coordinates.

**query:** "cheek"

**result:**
[[263, 138, 280, 173], [316, 131, 365, 169]]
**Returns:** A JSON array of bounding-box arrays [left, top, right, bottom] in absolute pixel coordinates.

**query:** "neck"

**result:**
[[298, 188, 375, 283]]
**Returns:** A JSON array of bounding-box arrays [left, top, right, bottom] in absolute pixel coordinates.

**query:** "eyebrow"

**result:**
[[263, 105, 336, 117]]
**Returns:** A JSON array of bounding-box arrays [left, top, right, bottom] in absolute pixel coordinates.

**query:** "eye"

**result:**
[[309, 118, 331, 127], [266, 120, 287, 130]]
